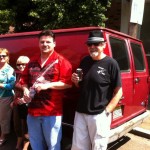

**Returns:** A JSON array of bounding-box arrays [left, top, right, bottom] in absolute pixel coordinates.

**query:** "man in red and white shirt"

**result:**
[[21, 30, 72, 150]]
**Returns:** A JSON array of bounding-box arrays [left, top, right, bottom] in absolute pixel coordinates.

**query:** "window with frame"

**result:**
[[130, 43, 145, 71], [109, 37, 130, 72]]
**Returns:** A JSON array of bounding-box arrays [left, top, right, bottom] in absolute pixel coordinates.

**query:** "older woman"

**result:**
[[0, 48, 16, 146], [11, 56, 30, 150]]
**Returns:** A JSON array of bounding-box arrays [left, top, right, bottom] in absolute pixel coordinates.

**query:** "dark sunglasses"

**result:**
[[87, 43, 101, 47], [16, 63, 26, 66], [0, 55, 7, 58]]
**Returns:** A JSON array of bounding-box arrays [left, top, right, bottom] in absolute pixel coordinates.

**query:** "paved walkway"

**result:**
[[0, 129, 16, 150], [131, 110, 150, 139]]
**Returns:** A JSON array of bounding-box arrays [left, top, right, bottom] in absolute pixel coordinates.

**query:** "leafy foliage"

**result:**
[[0, 0, 111, 34]]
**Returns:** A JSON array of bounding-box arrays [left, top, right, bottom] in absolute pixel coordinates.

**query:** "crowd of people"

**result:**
[[0, 29, 122, 150]]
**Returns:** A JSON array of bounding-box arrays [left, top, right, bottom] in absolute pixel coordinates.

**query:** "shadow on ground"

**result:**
[[107, 136, 131, 150], [0, 130, 16, 150]]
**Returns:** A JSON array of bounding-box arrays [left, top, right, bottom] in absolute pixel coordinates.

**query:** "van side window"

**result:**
[[109, 37, 129, 71], [130, 43, 145, 71]]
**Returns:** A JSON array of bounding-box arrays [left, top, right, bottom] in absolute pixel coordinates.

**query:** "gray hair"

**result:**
[[16, 56, 30, 64]]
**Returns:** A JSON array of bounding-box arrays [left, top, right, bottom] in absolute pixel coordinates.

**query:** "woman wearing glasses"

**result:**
[[0, 48, 16, 146], [11, 56, 30, 150]]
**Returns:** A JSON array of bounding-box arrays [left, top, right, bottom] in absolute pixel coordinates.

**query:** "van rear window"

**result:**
[[130, 43, 145, 71], [109, 37, 129, 72]]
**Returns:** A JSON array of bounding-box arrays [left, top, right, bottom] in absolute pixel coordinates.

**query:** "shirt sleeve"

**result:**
[[59, 58, 72, 85], [4, 70, 16, 90]]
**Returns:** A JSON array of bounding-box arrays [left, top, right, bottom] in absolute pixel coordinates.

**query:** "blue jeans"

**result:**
[[27, 114, 62, 150]]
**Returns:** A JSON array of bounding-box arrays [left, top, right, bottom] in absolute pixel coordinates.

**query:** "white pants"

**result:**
[[71, 111, 111, 150]]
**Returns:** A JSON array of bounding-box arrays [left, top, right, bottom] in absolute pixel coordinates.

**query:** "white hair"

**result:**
[[16, 56, 30, 64]]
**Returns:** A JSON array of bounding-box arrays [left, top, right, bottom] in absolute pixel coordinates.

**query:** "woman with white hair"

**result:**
[[16, 56, 30, 71], [11, 55, 30, 150]]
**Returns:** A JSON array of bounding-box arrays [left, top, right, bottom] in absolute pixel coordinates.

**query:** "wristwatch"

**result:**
[[105, 109, 110, 116]]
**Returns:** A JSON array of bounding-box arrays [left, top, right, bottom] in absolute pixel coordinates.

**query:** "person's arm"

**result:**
[[22, 84, 31, 103], [15, 82, 22, 89], [44, 81, 72, 89], [0, 78, 16, 89], [19, 62, 31, 102], [1, 72, 16, 90], [33, 81, 72, 93], [22, 85, 30, 95], [105, 87, 123, 113]]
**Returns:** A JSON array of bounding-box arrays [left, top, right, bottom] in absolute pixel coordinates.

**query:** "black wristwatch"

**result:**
[[105, 109, 110, 116]]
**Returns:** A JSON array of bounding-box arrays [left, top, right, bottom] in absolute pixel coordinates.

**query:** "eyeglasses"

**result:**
[[87, 43, 102, 47], [0, 55, 7, 58], [16, 64, 26, 66]]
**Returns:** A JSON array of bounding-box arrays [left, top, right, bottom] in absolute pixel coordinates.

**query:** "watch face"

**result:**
[[105, 110, 110, 116], [107, 112, 110, 116]]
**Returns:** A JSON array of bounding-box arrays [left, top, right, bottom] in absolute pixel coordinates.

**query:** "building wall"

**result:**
[[105, 0, 121, 31], [105, 0, 131, 34], [120, 0, 131, 34], [140, 1, 150, 67], [141, 2, 150, 54], [106, 0, 150, 66]]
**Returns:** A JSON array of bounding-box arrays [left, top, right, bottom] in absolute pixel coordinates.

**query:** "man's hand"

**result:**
[[33, 83, 49, 93], [16, 98, 26, 105], [23, 87, 32, 103], [71, 73, 80, 87]]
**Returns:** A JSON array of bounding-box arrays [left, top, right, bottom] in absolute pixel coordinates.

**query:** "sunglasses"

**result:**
[[17, 63, 27, 66], [87, 43, 102, 47], [0, 55, 7, 58]]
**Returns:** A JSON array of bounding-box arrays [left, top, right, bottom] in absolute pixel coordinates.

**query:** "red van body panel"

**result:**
[[104, 29, 149, 127], [0, 27, 149, 143]]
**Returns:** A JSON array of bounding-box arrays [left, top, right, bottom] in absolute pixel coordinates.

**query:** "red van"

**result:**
[[0, 27, 149, 146]]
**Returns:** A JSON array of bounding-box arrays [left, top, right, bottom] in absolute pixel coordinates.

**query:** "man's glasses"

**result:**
[[0, 55, 7, 58], [87, 43, 101, 47], [16, 64, 26, 66]]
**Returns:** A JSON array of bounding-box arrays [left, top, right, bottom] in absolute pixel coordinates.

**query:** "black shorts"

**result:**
[[18, 104, 28, 119]]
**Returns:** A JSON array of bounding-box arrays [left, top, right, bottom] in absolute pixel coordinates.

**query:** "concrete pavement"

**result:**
[[0, 129, 16, 150], [130, 110, 150, 139]]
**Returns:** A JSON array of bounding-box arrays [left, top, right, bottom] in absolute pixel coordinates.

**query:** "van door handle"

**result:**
[[135, 77, 140, 84]]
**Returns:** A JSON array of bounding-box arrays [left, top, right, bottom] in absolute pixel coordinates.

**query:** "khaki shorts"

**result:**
[[71, 111, 111, 150]]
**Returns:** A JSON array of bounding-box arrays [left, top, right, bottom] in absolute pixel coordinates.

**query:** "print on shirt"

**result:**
[[97, 66, 106, 75], [29, 59, 59, 85], [28, 60, 60, 108]]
